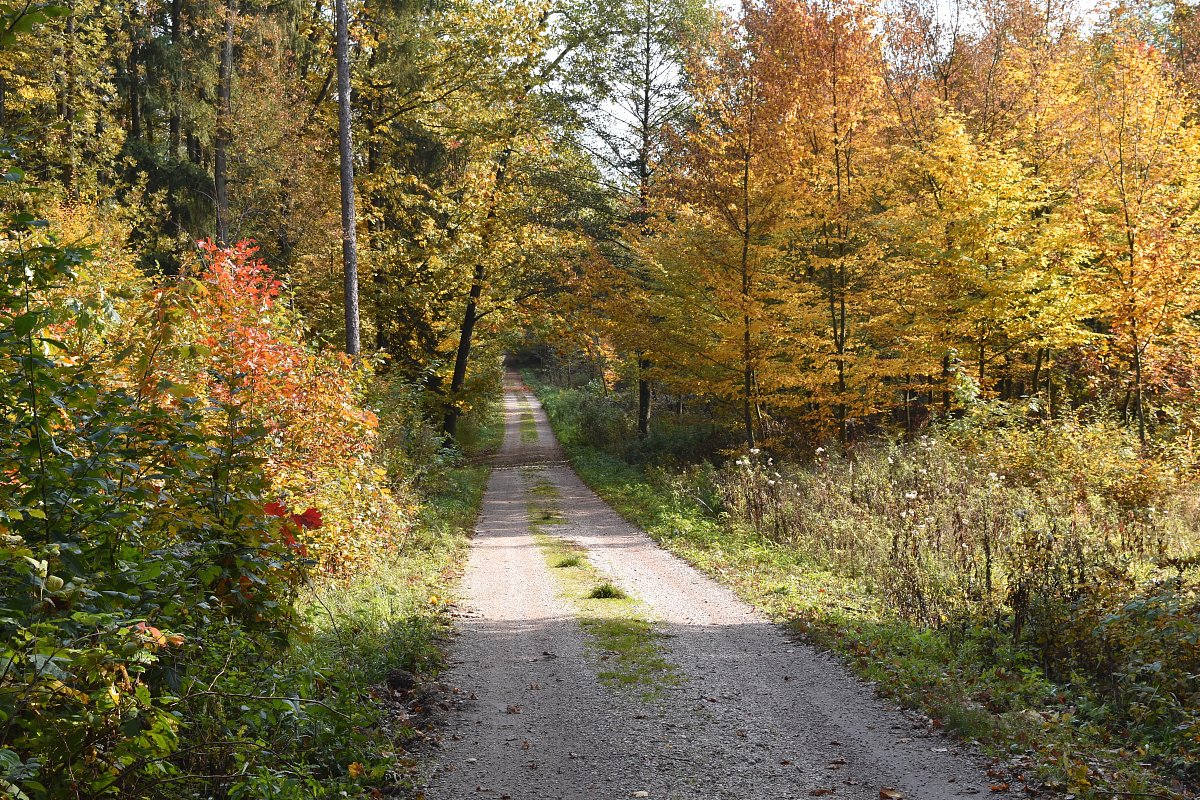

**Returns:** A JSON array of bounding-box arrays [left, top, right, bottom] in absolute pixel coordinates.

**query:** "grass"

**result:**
[[527, 377, 1193, 800], [522, 467, 680, 700], [588, 581, 627, 599], [519, 404, 539, 443], [293, 403, 501, 793]]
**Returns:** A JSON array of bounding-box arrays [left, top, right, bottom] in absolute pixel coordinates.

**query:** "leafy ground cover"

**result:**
[[528, 375, 1200, 800]]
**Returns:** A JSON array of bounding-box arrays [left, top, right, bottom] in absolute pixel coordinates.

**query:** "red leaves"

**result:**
[[293, 507, 322, 529], [263, 501, 321, 557], [196, 239, 282, 310], [263, 501, 322, 529]]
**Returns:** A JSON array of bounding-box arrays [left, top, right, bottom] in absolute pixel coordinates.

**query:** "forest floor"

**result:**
[[418, 374, 1015, 800]]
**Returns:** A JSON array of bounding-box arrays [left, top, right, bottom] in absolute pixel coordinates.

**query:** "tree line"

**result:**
[[4, 0, 1198, 450], [581, 0, 1200, 450]]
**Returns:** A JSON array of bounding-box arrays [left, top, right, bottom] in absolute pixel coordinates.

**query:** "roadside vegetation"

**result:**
[[0, 187, 497, 797], [528, 373, 1200, 799], [8, 0, 1200, 793]]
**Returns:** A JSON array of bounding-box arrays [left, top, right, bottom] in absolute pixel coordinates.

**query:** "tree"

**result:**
[[771, 0, 891, 441], [884, 113, 1088, 410], [578, 0, 711, 438], [637, 3, 803, 448], [1072, 22, 1200, 442], [214, 0, 236, 244], [336, 0, 360, 355]]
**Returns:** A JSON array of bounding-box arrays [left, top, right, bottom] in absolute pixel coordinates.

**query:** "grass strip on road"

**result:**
[[523, 468, 679, 701]]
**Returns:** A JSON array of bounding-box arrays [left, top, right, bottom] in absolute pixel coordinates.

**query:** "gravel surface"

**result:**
[[421, 375, 1011, 800]]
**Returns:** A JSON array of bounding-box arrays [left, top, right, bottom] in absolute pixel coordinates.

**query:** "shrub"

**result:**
[[0, 185, 413, 797], [0, 192, 309, 798]]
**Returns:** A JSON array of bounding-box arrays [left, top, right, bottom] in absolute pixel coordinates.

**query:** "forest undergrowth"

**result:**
[[529, 373, 1200, 800], [0, 183, 497, 799]]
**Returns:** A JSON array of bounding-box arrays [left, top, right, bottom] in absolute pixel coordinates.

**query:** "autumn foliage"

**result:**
[[0, 199, 406, 798], [592, 0, 1200, 449], [181, 241, 406, 571]]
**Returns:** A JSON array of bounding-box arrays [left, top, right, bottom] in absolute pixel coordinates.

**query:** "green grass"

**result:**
[[290, 403, 500, 793], [588, 581, 627, 599], [523, 468, 679, 700], [303, 409, 500, 671], [533, 531, 680, 699], [524, 469, 567, 526], [519, 406, 538, 443], [526, 377, 1184, 800], [580, 616, 677, 693]]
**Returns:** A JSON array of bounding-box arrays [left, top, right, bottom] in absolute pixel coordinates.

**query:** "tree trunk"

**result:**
[[60, 6, 78, 196], [941, 353, 952, 414], [443, 262, 485, 439], [637, 357, 651, 439], [1031, 347, 1045, 403], [335, 0, 360, 356], [128, 21, 142, 144], [169, 0, 182, 156], [214, 0, 236, 244], [443, 148, 513, 439], [634, 8, 654, 441], [740, 152, 755, 450], [1132, 336, 1147, 444], [366, 83, 388, 352]]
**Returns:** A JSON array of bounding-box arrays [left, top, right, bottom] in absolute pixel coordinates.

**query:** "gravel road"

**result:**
[[421, 375, 1010, 800]]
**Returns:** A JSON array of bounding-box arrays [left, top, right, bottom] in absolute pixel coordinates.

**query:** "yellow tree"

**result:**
[[1072, 24, 1200, 442], [883, 113, 1089, 409], [635, 4, 802, 448], [772, 0, 892, 441]]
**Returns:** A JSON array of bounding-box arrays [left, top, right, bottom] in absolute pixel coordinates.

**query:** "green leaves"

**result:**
[[11, 312, 38, 338], [0, 3, 70, 49]]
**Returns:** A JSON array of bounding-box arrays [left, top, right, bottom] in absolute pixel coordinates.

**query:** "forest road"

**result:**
[[420, 373, 1011, 800]]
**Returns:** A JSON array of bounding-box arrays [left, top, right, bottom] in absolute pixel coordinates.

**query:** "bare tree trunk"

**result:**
[[638, 358, 652, 439], [741, 150, 755, 450], [127, 15, 142, 145], [214, 0, 236, 244], [169, 0, 182, 156], [1031, 347, 1045, 403], [635, 4, 654, 440], [1132, 335, 1146, 444], [942, 353, 952, 414], [335, 0, 360, 356], [443, 263, 485, 440], [443, 148, 513, 439]]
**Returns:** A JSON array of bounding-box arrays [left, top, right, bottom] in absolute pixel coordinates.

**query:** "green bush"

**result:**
[[0, 187, 316, 797], [0, 173, 444, 799]]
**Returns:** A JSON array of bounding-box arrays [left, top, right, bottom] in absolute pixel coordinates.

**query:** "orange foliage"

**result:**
[[84, 240, 411, 573]]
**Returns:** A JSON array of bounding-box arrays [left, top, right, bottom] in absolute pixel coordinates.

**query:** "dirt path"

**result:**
[[422, 375, 1007, 800]]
